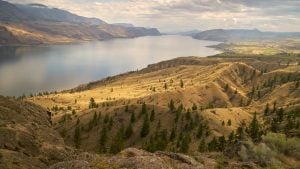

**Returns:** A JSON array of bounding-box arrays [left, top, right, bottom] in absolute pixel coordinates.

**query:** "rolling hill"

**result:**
[[23, 55, 300, 169], [192, 29, 300, 42]]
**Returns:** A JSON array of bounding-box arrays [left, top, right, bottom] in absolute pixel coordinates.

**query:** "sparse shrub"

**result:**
[[238, 140, 280, 167]]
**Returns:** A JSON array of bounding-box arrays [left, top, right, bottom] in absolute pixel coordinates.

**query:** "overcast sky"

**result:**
[[6, 0, 300, 32]]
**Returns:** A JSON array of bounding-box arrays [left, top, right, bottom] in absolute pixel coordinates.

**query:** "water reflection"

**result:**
[[0, 35, 220, 96]]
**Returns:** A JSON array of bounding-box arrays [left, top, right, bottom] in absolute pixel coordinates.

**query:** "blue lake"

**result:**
[[0, 35, 220, 96]]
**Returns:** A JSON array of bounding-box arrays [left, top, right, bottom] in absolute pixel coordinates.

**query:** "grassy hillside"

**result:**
[[25, 56, 300, 168]]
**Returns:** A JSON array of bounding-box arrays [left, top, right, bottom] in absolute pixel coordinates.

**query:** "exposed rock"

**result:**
[[48, 160, 90, 169]]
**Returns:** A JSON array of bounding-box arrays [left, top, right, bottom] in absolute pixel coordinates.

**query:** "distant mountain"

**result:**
[[192, 29, 300, 42], [113, 23, 134, 27], [177, 30, 202, 36], [16, 3, 106, 25], [0, 0, 161, 45]]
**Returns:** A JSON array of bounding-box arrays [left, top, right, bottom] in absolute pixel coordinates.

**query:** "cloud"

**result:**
[[6, 0, 300, 32]]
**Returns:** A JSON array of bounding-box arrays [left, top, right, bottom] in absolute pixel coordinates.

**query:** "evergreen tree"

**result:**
[[170, 127, 176, 141], [180, 134, 191, 153], [169, 99, 175, 112], [196, 124, 203, 139], [224, 83, 229, 92], [124, 123, 133, 139], [164, 83, 168, 90], [125, 105, 129, 112], [227, 119, 231, 126], [264, 103, 270, 116], [150, 109, 155, 122], [192, 103, 197, 111], [108, 117, 114, 130], [180, 79, 184, 88], [218, 136, 226, 151], [130, 111, 136, 123], [141, 102, 147, 114], [104, 114, 109, 124], [110, 128, 124, 154], [99, 125, 107, 153], [140, 113, 150, 137], [198, 138, 207, 152], [239, 98, 244, 107], [89, 97, 97, 108], [248, 112, 261, 142], [276, 108, 284, 122], [208, 137, 218, 152], [185, 109, 191, 120], [228, 131, 235, 144], [74, 124, 81, 148]]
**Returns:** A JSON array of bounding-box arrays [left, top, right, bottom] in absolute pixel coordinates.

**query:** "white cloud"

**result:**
[[6, 0, 300, 32]]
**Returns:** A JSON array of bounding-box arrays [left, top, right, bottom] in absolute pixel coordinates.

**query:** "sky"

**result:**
[[6, 0, 300, 32]]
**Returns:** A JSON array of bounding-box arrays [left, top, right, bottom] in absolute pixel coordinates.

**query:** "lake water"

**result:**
[[0, 35, 220, 96]]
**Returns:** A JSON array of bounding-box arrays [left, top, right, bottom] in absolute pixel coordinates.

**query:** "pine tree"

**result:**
[[180, 134, 191, 153], [224, 83, 229, 92], [89, 97, 97, 108], [150, 109, 155, 122], [185, 109, 191, 120], [180, 79, 184, 88], [264, 103, 270, 116], [169, 99, 175, 112], [196, 124, 203, 139], [141, 102, 147, 114], [140, 113, 150, 137], [276, 108, 284, 122], [164, 83, 168, 90], [208, 137, 218, 152], [74, 124, 81, 148], [110, 128, 124, 154], [248, 112, 261, 142], [198, 138, 207, 152], [130, 111, 136, 123], [227, 131, 235, 144], [108, 117, 113, 130], [170, 127, 176, 141], [218, 136, 226, 151], [227, 119, 231, 126], [192, 103, 197, 111], [104, 114, 109, 124], [99, 125, 107, 153], [124, 123, 133, 139]]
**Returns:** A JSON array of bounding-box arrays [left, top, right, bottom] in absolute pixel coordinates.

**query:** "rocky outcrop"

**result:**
[[48, 148, 205, 169]]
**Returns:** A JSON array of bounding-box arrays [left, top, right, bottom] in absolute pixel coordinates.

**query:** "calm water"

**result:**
[[0, 35, 220, 96]]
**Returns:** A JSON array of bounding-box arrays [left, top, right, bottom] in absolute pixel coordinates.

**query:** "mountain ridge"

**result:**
[[0, 0, 161, 45]]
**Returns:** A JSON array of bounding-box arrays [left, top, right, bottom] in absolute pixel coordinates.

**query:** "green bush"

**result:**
[[262, 132, 300, 160]]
